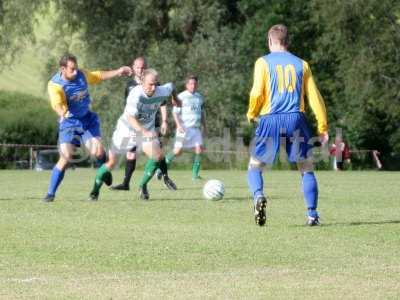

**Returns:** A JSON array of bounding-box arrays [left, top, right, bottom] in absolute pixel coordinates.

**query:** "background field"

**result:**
[[0, 169, 399, 299]]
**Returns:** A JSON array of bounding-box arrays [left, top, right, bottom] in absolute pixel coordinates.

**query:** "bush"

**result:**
[[0, 91, 58, 168]]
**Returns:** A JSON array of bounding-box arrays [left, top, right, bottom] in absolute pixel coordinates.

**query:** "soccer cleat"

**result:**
[[156, 169, 163, 180], [253, 196, 267, 226], [43, 194, 55, 203], [163, 176, 177, 191], [192, 175, 203, 181], [88, 192, 99, 201], [138, 185, 149, 200], [110, 183, 129, 191], [102, 171, 113, 186], [307, 216, 320, 226]]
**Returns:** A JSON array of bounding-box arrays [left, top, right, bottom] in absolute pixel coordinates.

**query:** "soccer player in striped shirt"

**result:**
[[43, 53, 131, 202], [247, 24, 329, 226]]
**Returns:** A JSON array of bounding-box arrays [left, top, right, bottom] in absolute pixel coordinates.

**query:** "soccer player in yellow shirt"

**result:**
[[44, 53, 131, 202], [247, 24, 329, 226]]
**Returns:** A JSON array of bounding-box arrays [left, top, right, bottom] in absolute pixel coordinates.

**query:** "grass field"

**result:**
[[0, 169, 399, 299]]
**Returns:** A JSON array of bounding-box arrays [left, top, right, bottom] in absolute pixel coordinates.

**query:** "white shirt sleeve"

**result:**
[[160, 82, 174, 96], [172, 106, 182, 115], [173, 91, 184, 115], [125, 89, 139, 117]]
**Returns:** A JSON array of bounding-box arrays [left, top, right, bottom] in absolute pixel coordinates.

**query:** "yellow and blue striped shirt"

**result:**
[[247, 52, 328, 134], [48, 69, 103, 118]]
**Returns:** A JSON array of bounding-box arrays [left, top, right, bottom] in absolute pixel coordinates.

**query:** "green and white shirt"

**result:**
[[173, 90, 204, 128], [120, 83, 173, 130]]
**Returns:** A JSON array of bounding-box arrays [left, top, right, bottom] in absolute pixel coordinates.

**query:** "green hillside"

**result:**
[[0, 12, 54, 97]]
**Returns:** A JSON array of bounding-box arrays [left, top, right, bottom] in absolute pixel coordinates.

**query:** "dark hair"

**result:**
[[59, 53, 77, 67], [128, 56, 146, 67], [185, 74, 198, 83]]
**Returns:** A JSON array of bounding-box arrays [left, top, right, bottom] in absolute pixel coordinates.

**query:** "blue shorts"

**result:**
[[251, 112, 314, 164], [58, 111, 101, 146]]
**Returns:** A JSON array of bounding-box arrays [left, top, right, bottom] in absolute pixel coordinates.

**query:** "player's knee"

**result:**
[[126, 152, 136, 160], [56, 157, 69, 170], [248, 157, 264, 170], [59, 149, 73, 162], [195, 145, 203, 154], [174, 147, 182, 156], [297, 160, 314, 173], [107, 157, 116, 169], [93, 146, 105, 158], [153, 152, 162, 161]]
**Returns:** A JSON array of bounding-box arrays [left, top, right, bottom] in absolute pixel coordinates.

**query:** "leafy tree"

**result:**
[[0, 0, 48, 70], [311, 0, 400, 166]]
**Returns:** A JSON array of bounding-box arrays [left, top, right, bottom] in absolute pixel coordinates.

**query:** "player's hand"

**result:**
[[160, 121, 168, 135], [142, 129, 157, 138], [65, 110, 74, 118], [248, 118, 258, 127], [176, 124, 185, 134], [118, 66, 132, 77], [319, 132, 329, 146], [60, 110, 73, 122]]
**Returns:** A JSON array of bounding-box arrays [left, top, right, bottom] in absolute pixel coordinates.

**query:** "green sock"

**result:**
[[165, 153, 175, 166], [192, 154, 201, 179], [91, 164, 110, 195], [139, 159, 159, 187], [158, 157, 168, 176]]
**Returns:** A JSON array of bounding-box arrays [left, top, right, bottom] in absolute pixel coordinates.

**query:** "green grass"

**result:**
[[0, 170, 399, 299]]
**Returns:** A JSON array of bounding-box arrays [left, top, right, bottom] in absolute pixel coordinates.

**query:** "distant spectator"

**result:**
[[330, 136, 351, 170]]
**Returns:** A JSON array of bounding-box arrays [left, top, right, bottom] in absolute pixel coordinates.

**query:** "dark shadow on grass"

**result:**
[[0, 197, 44, 201], [322, 220, 400, 227], [290, 220, 400, 228]]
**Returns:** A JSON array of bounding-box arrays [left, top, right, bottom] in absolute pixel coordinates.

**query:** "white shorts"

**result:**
[[174, 127, 203, 149], [111, 120, 160, 154], [111, 120, 138, 154]]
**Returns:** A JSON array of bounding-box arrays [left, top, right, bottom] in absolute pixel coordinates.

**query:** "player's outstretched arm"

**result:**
[[100, 66, 132, 80]]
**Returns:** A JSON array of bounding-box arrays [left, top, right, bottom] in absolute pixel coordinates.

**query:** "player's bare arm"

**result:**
[[100, 66, 132, 80], [160, 105, 168, 135], [126, 114, 156, 138]]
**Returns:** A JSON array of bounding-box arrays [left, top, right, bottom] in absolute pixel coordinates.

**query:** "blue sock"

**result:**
[[47, 167, 65, 196], [302, 172, 319, 217], [247, 167, 264, 203]]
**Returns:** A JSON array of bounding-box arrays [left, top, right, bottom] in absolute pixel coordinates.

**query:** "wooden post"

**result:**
[[29, 147, 33, 170]]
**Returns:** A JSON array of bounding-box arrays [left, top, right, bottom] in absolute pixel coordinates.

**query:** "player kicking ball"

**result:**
[[89, 68, 180, 201], [159, 75, 206, 181]]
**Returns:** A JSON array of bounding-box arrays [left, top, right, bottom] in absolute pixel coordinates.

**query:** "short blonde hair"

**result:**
[[268, 24, 289, 46], [143, 68, 158, 81]]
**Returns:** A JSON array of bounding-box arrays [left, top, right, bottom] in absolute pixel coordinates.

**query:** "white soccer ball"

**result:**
[[203, 179, 225, 200]]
